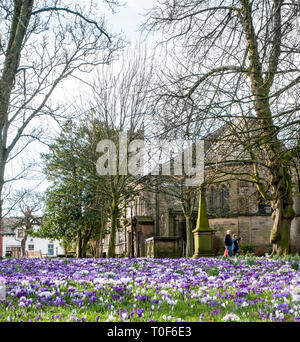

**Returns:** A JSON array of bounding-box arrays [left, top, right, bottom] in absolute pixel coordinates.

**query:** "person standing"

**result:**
[[232, 234, 242, 256], [224, 230, 233, 257]]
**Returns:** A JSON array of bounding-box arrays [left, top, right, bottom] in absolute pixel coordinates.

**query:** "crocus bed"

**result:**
[[0, 257, 299, 322]]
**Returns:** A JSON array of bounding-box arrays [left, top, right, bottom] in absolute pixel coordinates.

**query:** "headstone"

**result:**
[[145, 236, 183, 258]]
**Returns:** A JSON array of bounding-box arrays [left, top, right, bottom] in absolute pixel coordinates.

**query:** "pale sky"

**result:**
[[57, 0, 158, 104], [105, 0, 155, 41]]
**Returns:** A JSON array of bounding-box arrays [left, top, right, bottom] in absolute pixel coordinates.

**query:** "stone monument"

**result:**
[[192, 187, 214, 257]]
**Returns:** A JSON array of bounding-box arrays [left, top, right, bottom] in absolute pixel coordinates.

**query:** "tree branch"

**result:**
[[31, 7, 111, 43], [179, 66, 248, 99]]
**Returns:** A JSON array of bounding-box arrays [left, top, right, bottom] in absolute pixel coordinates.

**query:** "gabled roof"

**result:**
[[0, 217, 42, 236], [203, 123, 229, 153], [0, 217, 23, 235]]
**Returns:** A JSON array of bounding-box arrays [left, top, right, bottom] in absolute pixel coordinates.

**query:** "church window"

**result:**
[[209, 186, 217, 215], [220, 185, 229, 215]]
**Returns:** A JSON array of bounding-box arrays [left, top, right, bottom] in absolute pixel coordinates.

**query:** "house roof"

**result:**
[[0, 217, 23, 236], [0, 217, 42, 236]]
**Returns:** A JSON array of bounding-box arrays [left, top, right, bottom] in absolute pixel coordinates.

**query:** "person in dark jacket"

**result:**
[[232, 234, 242, 256], [224, 230, 233, 257]]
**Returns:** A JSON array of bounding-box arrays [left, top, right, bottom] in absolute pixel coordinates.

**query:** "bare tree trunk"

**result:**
[[240, 0, 295, 255], [76, 231, 83, 258], [81, 227, 93, 258], [92, 221, 104, 258], [184, 215, 194, 257], [0, 1, 34, 220], [91, 221, 104, 258], [180, 194, 196, 258], [100, 236, 104, 257], [21, 234, 27, 257], [91, 240, 100, 258], [0, 0, 33, 129], [0, 153, 6, 222], [269, 167, 295, 256], [108, 202, 119, 257], [81, 239, 88, 258], [21, 208, 33, 257]]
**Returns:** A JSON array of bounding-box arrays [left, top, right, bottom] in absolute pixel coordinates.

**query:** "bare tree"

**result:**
[[145, 122, 203, 257], [0, 0, 123, 220], [144, 0, 300, 256], [9, 189, 43, 257], [82, 48, 154, 257]]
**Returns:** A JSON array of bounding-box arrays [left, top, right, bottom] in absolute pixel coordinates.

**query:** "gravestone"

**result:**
[[145, 236, 183, 258]]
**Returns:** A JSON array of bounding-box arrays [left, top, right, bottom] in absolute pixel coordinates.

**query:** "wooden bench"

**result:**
[[25, 250, 42, 258]]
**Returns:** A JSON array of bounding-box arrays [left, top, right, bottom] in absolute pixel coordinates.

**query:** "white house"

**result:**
[[0, 217, 64, 258]]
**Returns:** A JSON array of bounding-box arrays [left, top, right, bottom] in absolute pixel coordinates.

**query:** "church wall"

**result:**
[[111, 177, 300, 257], [209, 215, 273, 252]]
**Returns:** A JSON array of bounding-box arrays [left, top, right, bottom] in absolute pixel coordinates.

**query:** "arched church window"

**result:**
[[209, 186, 217, 215], [220, 185, 229, 216]]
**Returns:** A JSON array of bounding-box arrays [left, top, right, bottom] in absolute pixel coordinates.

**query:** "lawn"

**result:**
[[0, 256, 299, 322]]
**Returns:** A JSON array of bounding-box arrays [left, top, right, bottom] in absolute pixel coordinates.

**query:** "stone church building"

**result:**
[[102, 124, 300, 258], [103, 182, 299, 258]]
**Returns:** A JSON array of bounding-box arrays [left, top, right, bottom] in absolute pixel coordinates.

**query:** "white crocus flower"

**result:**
[[222, 313, 240, 322]]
